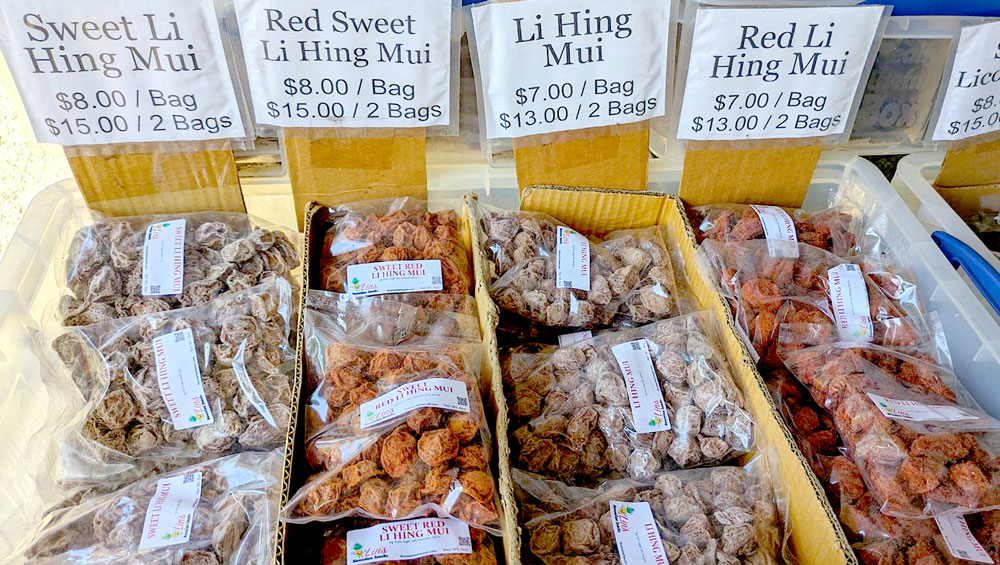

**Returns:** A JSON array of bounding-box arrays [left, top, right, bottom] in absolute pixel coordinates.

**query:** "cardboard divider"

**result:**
[[283, 127, 428, 229], [512, 122, 650, 193], [467, 185, 857, 565], [63, 140, 244, 216], [936, 134, 1000, 189], [679, 140, 823, 207]]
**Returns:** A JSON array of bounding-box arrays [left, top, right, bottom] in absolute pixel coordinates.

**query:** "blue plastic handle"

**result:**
[[932, 231, 1000, 318], [862, 0, 1000, 16]]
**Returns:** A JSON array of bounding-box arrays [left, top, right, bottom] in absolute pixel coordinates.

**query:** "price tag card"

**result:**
[[677, 6, 884, 141], [931, 21, 1000, 141], [0, 0, 246, 145], [471, 0, 672, 139], [233, 0, 453, 128]]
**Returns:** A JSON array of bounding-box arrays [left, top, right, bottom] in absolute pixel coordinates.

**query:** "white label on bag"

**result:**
[[612, 340, 669, 433], [142, 220, 186, 296], [749, 205, 799, 258], [346, 260, 442, 296], [471, 0, 672, 139], [558, 330, 594, 347], [232, 0, 452, 128], [152, 328, 214, 430], [359, 378, 470, 430], [346, 517, 472, 564], [935, 516, 993, 564], [677, 6, 884, 140], [931, 21, 1000, 141], [610, 501, 669, 565], [0, 0, 246, 145], [827, 264, 873, 342], [139, 472, 202, 550], [556, 227, 590, 291], [866, 392, 978, 423]]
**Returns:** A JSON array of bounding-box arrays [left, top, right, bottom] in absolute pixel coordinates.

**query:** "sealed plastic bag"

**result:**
[[308, 518, 498, 565], [301, 293, 481, 440], [514, 458, 783, 565], [49, 278, 295, 470], [764, 368, 841, 485], [479, 204, 680, 330], [508, 313, 753, 484], [316, 198, 471, 295], [59, 212, 299, 327], [778, 321, 1000, 518], [10, 450, 282, 565], [689, 203, 859, 257], [703, 240, 922, 362]]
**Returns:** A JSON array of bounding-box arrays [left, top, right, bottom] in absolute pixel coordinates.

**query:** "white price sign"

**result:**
[[471, 0, 671, 139], [0, 0, 246, 145], [233, 0, 453, 128], [931, 21, 1000, 141], [677, 6, 884, 140]]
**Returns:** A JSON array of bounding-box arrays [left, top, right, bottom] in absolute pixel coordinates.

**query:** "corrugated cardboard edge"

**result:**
[[935, 135, 1000, 189], [462, 194, 519, 564], [679, 141, 822, 207], [493, 184, 858, 565], [513, 122, 650, 193], [274, 202, 318, 565]]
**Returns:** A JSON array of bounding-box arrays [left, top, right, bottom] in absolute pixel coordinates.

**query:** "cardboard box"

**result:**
[[462, 186, 857, 565]]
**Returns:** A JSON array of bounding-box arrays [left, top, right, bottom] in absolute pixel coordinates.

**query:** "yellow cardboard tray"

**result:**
[[463, 186, 857, 565]]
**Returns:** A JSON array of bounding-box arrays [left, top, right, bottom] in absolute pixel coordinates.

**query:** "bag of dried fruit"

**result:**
[[9, 450, 282, 565], [507, 313, 753, 485], [49, 278, 296, 482], [689, 203, 859, 257], [58, 212, 299, 327]]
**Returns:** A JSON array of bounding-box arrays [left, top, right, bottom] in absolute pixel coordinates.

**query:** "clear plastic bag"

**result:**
[[307, 519, 498, 565], [9, 449, 282, 565], [764, 368, 841, 486], [703, 240, 921, 364], [286, 296, 500, 532], [478, 203, 680, 330], [508, 313, 753, 485], [301, 294, 481, 441], [316, 198, 471, 295], [777, 319, 1000, 519], [59, 212, 299, 327], [689, 203, 860, 257], [514, 458, 783, 565], [48, 278, 295, 476]]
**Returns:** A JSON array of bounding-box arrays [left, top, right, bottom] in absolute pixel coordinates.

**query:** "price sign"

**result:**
[[0, 0, 246, 145], [233, 0, 453, 128], [931, 21, 1000, 141], [471, 0, 671, 139], [677, 6, 884, 141]]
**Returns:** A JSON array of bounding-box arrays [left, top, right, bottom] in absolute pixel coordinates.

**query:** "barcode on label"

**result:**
[[562, 280, 573, 287], [175, 332, 186, 343], [150, 285, 161, 294], [457, 397, 468, 407], [631, 341, 643, 351], [432, 276, 442, 285], [182, 474, 196, 483], [458, 536, 471, 546], [959, 551, 972, 558]]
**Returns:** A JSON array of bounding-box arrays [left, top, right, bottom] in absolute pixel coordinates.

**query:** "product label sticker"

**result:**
[[827, 264, 874, 342], [0, 0, 246, 145], [866, 392, 978, 423], [471, 0, 672, 139], [346, 260, 442, 296], [232, 0, 453, 128], [610, 501, 670, 565], [139, 471, 203, 550], [152, 328, 214, 430], [556, 226, 591, 291], [931, 21, 1000, 141], [935, 516, 993, 564], [346, 517, 472, 564], [677, 6, 884, 140], [611, 340, 670, 433], [359, 378, 470, 430], [749, 204, 799, 258], [142, 219, 186, 296], [558, 330, 594, 347]]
